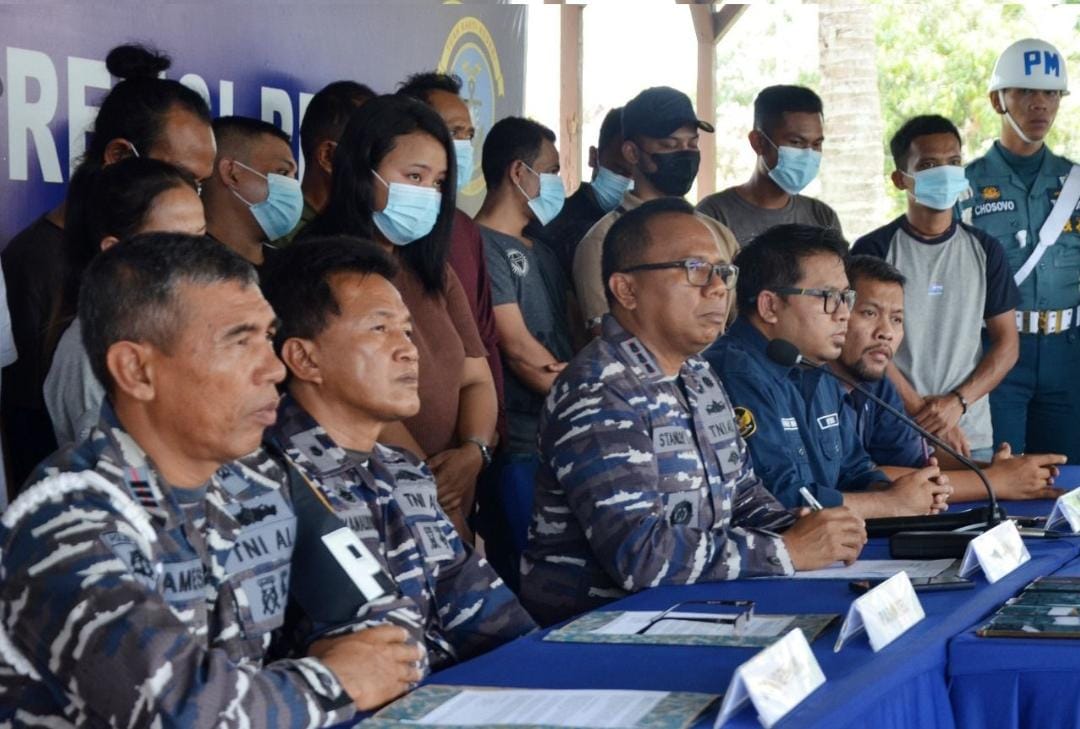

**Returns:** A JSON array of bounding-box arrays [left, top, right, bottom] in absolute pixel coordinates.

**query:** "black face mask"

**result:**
[[641, 149, 701, 196]]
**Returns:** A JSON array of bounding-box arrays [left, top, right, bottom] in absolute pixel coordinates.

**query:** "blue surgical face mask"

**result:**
[[591, 165, 633, 212], [231, 160, 303, 241], [902, 165, 970, 211], [516, 164, 565, 225], [761, 133, 822, 195], [453, 139, 474, 192], [372, 170, 442, 246]]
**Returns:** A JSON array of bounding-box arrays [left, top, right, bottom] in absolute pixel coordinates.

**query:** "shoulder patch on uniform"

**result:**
[[100, 531, 158, 589], [734, 406, 756, 439]]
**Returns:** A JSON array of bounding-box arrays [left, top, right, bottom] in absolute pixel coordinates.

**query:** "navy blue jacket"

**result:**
[[840, 374, 928, 470], [704, 317, 888, 508]]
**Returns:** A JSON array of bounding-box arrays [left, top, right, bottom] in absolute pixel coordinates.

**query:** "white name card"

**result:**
[[833, 571, 925, 653], [714, 628, 825, 729], [322, 527, 388, 600], [1047, 489, 1080, 533], [959, 520, 1031, 584]]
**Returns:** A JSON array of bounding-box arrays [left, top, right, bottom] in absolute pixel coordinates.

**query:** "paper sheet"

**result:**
[[414, 689, 667, 727], [779, 558, 954, 580], [589, 611, 792, 638]]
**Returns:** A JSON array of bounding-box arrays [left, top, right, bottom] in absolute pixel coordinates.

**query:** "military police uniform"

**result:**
[[520, 316, 796, 627], [267, 395, 536, 668], [704, 318, 889, 508], [964, 144, 1080, 460], [961, 37, 1080, 461], [0, 404, 358, 727]]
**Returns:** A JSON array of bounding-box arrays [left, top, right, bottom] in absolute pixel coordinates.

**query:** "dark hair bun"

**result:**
[[106, 44, 172, 80]]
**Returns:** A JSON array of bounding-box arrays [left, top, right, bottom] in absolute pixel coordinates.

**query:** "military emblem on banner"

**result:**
[[440, 16, 505, 197]]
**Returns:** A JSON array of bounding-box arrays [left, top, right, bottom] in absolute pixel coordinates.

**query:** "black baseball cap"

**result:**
[[621, 86, 714, 140]]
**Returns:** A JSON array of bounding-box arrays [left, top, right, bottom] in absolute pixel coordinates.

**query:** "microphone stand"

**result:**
[[797, 356, 1005, 529], [761, 338, 1008, 556]]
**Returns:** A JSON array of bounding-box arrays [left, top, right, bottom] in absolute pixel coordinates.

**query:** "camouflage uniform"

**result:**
[[520, 316, 797, 626], [0, 403, 359, 727], [267, 395, 536, 669]]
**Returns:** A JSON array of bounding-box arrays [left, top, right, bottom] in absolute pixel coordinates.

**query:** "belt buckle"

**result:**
[[1038, 310, 1049, 334]]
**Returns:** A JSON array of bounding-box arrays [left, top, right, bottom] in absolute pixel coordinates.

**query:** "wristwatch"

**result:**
[[464, 437, 493, 467], [951, 389, 969, 415]]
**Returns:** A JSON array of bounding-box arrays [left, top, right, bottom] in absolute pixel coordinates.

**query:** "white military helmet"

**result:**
[[989, 38, 1069, 94]]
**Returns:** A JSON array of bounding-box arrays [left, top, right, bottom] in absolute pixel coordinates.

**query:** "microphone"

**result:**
[[763, 338, 1005, 537]]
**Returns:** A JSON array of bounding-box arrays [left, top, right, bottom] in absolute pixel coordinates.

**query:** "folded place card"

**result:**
[[833, 571, 925, 653], [1047, 489, 1080, 533], [714, 628, 825, 729], [959, 520, 1031, 584]]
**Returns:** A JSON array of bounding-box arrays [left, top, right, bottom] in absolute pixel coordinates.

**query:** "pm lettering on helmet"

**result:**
[[1025, 50, 1061, 78]]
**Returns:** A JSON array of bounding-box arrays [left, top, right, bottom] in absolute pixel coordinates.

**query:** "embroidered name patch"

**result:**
[[817, 413, 840, 430]]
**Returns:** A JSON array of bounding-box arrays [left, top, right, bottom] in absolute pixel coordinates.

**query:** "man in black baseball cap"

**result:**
[[572, 86, 737, 336]]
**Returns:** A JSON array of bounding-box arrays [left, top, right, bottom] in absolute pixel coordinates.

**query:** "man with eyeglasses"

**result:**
[[705, 224, 950, 519], [853, 115, 1021, 464], [521, 200, 868, 627], [960, 39, 1079, 463]]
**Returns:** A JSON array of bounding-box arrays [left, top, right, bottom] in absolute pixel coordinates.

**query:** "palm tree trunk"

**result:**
[[818, 0, 887, 240]]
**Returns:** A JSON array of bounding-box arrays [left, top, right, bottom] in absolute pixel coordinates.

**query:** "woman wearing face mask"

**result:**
[[43, 158, 207, 451], [302, 95, 497, 541], [2, 43, 215, 485]]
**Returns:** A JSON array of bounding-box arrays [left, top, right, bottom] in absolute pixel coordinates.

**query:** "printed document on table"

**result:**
[[777, 559, 955, 580], [591, 611, 793, 638], [414, 689, 666, 727]]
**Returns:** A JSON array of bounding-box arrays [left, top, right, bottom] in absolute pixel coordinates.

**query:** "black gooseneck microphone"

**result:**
[[764, 338, 1005, 538]]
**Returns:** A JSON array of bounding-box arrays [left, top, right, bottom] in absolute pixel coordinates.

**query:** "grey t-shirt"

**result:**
[[696, 187, 842, 246], [852, 217, 1020, 451], [480, 226, 574, 454], [43, 317, 105, 448]]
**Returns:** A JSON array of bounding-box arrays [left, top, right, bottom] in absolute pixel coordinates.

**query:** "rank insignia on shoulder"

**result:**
[[734, 406, 756, 439]]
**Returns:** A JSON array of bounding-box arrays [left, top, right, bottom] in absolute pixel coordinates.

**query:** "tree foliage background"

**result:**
[[710, 1, 1080, 238]]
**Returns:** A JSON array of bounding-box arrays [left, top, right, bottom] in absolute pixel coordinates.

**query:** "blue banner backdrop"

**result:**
[[0, 1, 527, 245]]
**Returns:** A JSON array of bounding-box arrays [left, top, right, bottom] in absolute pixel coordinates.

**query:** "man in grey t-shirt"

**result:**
[[696, 85, 841, 246], [479, 226, 573, 454], [852, 115, 1020, 461], [474, 117, 575, 455], [472, 116, 576, 585]]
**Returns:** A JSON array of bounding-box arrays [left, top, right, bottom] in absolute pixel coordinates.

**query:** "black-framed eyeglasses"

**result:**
[[620, 259, 739, 289], [633, 599, 755, 635], [772, 287, 856, 314]]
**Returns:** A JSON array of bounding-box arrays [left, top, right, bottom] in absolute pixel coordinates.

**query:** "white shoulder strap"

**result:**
[[1014, 164, 1080, 286]]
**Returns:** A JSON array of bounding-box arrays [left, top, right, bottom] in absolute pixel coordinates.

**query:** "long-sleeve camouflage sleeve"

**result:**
[[546, 380, 793, 593], [429, 514, 536, 661], [0, 482, 353, 728]]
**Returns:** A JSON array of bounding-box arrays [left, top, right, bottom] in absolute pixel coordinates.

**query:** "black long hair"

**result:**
[[66, 44, 210, 232], [301, 94, 456, 294], [49, 157, 198, 352], [52, 44, 211, 363]]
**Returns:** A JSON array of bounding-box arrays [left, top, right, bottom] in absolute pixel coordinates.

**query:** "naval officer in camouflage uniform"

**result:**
[[262, 236, 536, 667], [0, 234, 423, 726], [521, 199, 867, 626]]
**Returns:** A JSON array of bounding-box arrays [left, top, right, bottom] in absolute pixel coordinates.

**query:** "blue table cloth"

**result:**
[[425, 539, 1079, 729], [947, 466, 1080, 729]]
